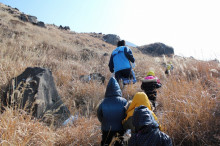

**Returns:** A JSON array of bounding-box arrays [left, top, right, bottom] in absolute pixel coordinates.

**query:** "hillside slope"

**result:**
[[0, 3, 219, 145]]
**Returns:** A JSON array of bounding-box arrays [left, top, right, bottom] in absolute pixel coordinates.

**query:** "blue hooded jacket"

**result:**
[[128, 105, 172, 146], [109, 46, 135, 73], [97, 77, 127, 131]]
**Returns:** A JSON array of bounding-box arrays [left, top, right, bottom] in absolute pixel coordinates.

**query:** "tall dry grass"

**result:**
[[0, 107, 56, 145], [0, 4, 219, 145], [0, 107, 101, 145], [157, 61, 219, 145]]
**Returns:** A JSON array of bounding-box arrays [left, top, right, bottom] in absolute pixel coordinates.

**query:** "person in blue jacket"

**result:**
[[97, 77, 127, 146], [128, 105, 172, 146], [108, 40, 136, 84]]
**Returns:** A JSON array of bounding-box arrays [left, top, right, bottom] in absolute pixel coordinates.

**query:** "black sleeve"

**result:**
[[155, 83, 162, 88], [141, 82, 144, 90], [108, 54, 114, 73], [124, 47, 135, 63], [97, 104, 103, 122], [160, 132, 173, 146]]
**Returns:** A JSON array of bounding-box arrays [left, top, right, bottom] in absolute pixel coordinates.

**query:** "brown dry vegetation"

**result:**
[[0, 3, 219, 145]]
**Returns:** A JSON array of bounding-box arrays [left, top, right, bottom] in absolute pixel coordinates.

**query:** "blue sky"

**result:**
[[0, 0, 220, 61]]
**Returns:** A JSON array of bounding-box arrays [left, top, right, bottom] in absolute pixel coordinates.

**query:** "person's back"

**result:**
[[97, 77, 127, 145], [165, 62, 174, 75], [141, 75, 161, 96], [141, 71, 162, 108], [108, 40, 136, 83], [128, 105, 172, 146], [112, 46, 131, 73], [123, 92, 159, 133]]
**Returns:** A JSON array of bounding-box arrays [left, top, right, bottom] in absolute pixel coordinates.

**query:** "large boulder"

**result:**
[[19, 13, 46, 28], [103, 34, 120, 46], [138, 43, 174, 56], [2, 67, 70, 126]]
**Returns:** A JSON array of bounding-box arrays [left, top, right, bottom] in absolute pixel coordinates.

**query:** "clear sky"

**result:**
[[0, 0, 220, 61]]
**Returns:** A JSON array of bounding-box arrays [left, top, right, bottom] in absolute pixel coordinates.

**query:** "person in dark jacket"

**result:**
[[108, 40, 136, 84], [97, 77, 127, 146], [141, 71, 162, 109], [128, 105, 172, 146]]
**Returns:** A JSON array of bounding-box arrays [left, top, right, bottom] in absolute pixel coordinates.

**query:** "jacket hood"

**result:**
[[132, 105, 159, 131], [147, 71, 155, 77], [105, 77, 122, 98], [130, 92, 152, 110]]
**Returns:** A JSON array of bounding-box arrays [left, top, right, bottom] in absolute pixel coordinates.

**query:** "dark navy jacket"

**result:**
[[128, 105, 172, 146], [141, 81, 162, 96], [97, 77, 127, 131]]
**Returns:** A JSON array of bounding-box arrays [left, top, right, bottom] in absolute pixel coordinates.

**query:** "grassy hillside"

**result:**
[[0, 3, 219, 145]]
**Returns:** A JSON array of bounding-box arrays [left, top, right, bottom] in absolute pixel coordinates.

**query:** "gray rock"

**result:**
[[210, 69, 220, 78], [79, 73, 105, 84], [103, 34, 120, 46], [27, 15, 38, 24], [103, 53, 109, 56], [2, 67, 70, 126], [59, 25, 70, 30], [37, 21, 46, 28], [20, 14, 28, 22], [138, 43, 174, 56]]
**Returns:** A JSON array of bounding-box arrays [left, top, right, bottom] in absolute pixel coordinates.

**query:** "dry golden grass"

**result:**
[[55, 117, 101, 146], [157, 61, 220, 145], [0, 107, 56, 145], [0, 4, 219, 145], [0, 107, 101, 145]]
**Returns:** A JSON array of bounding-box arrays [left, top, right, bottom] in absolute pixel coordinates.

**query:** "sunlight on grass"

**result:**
[[0, 7, 219, 145]]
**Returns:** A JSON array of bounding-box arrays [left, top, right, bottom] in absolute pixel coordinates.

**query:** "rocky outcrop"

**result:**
[[2, 67, 71, 126], [59, 25, 70, 30], [0, 3, 20, 15], [19, 13, 46, 28], [138, 43, 174, 56], [0, 4, 46, 28], [103, 34, 120, 46]]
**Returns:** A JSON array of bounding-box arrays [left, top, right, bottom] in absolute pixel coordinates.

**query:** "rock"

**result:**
[[79, 75, 91, 83], [14, 7, 19, 11], [59, 25, 70, 30], [90, 73, 105, 83], [20, 14, 28, 22], [64, 26, 70, 30], [37, 21, 46, 28], [79, 73, 105, 84], [19, 14, 46, 28], [210, 69, 220, 78], [138, 43, 174, 56], [103, 34, 120, 46], [27, 15, 38, 24], [103, 53, 109, 56], [2, 67, 70, 126]]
